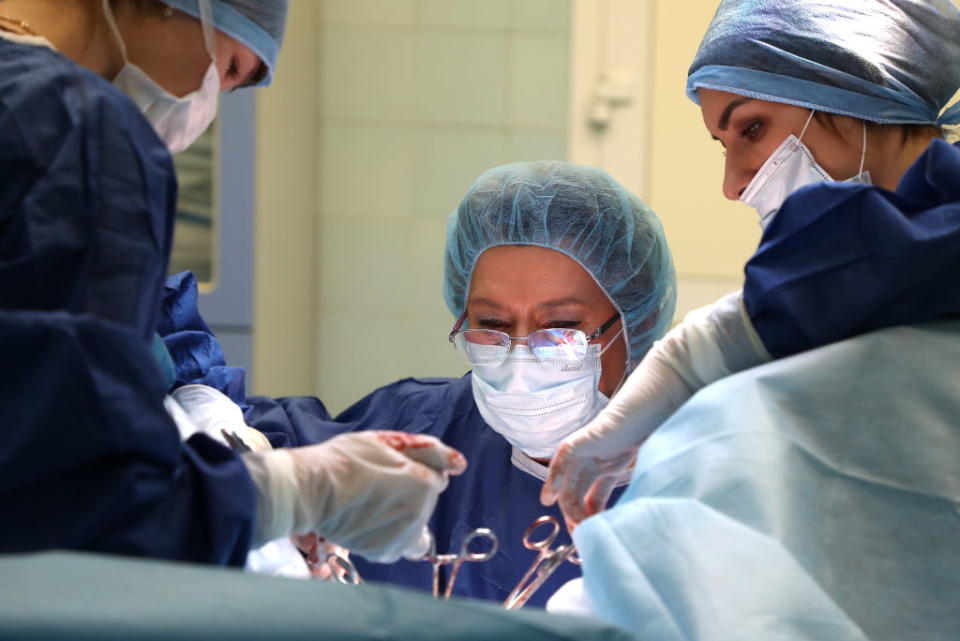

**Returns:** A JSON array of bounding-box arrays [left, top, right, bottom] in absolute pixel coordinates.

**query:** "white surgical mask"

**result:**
[[102, 0, 220, 154], [742, 110, 870, 230], [471, 328, 624, 459]]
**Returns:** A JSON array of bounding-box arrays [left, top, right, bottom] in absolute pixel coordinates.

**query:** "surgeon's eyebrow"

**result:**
[[467, 297, 505, 310], [717, 97, 754, 132], [536, 297, 589, 310]]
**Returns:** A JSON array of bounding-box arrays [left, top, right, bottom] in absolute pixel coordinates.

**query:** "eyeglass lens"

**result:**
[[454, 329, 590, 364]]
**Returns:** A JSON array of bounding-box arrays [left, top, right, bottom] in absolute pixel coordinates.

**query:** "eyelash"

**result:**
[[740, 120, 762, 141]]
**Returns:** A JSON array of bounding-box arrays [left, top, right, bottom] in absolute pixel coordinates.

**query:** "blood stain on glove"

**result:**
[[377, 432, 436, 452], [375, 432, 467, 474]]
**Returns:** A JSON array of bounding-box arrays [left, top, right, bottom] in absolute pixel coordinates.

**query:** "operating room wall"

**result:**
[[565, 0, 756, 322], [645, 1, 759, 315], [254, 0, 573, 412]]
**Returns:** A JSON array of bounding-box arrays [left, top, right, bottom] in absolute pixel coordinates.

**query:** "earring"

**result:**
[[162, 5, 175, 18]]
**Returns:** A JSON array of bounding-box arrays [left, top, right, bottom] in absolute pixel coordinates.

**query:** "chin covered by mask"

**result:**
[[102, 0, 220, 154], [471, 329, 624, 459], [742, 110, 871, 230]]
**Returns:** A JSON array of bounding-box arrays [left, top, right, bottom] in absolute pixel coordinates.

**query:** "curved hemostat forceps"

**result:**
[[503, 515, 579, 610], [418, 528, 499, 599], [324, 551, 362, 585]]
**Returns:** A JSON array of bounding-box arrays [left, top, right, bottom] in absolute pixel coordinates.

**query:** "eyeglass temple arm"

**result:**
[[587, 312, 622, 341], [449, 311, 468, 343]]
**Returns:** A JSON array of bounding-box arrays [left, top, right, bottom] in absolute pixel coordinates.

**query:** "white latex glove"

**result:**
[[171, 384, 272, 452], [241, 431, 467, 563], [542, 290, 771, 528]]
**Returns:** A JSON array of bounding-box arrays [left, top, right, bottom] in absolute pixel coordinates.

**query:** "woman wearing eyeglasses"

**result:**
[[242, 160, 675, 605]]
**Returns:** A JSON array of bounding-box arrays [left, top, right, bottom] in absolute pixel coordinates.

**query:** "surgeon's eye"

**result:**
[[227, 57, 240, 78], [544, 320, 582, 330], [477, 318, 511, 331], [740, 120, 763, 141]]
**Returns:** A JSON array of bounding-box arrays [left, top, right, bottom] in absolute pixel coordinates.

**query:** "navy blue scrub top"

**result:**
[[0, 38, 256, 565]]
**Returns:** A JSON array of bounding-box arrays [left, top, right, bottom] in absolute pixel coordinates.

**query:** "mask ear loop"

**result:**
[[798, 109, 816, 141], [101, 0, 128, 62], [597, 323, 624, 357], [857, 120, 867, 177], [597, 321, 628, 396], [197, 0, 217, 63], [102, 1, 216, 65]]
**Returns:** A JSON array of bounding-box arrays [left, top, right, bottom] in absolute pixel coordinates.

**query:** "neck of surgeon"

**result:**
[[0, 0, 126, 79]]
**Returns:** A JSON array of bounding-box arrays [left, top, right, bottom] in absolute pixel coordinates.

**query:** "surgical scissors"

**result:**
[[503, 515, 579, 610], [418, 528, 499, 599]]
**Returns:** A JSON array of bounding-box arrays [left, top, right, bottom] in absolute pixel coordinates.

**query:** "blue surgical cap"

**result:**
[[443, 161, 677, 371], [162, 0, 289, 87], [687, 0, 960, 126]]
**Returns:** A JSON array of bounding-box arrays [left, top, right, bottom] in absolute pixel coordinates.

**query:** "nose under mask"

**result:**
[[741, 110, 871, 230], [471, 326, 626, 459], [102, 0, 220, 154]]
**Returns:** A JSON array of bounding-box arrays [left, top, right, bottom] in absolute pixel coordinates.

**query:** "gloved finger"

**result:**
[[583, 475, 617, 518], [401, 526, 432, 561], [557, 464, 595, 531], [540, 442, 572, 506], [374, 431, 467, 475]]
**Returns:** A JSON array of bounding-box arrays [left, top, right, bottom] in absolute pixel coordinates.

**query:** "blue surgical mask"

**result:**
[[742, 110, 871, 230], [471, 327, 624, 459]]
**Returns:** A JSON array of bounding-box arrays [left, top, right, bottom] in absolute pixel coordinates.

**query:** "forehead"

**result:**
[[468, 245, 610, 307], [699, 89, 800, 128]]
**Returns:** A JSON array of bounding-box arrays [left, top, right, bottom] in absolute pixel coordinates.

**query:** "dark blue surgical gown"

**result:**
[[745, 138, 960, 357], [159, 276, 601, 605], [0, 38, 256, 565], [247, 375, 621, 608]]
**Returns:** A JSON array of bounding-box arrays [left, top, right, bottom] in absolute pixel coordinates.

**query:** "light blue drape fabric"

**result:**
[[575, 320, 960, 640]]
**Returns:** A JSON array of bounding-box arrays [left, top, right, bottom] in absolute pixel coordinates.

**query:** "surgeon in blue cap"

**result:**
[[539, 1, 960, 638], [237, 161, 676, 604], [0, 0, 466, 567]]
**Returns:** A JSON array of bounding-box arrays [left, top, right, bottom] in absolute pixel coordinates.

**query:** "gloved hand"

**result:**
[[171, 384, 272, 451], [241, 431, 467, 563], [541, 290, 770, 528]]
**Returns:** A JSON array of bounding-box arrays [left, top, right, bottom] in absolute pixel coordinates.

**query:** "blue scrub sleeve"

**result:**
[[158, 272, 248, 405], [0, 40, 257, 565], [745, 139, 960, 358]]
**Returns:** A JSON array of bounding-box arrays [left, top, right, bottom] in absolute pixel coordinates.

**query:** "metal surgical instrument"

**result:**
[[503, 515, 579, 610], [221, 428, 252, 453], [324, 551, 363, 585], [418, 528, 499, 599]]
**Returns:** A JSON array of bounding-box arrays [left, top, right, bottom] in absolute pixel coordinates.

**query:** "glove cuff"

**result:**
[[240, 449, 300, 547]]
